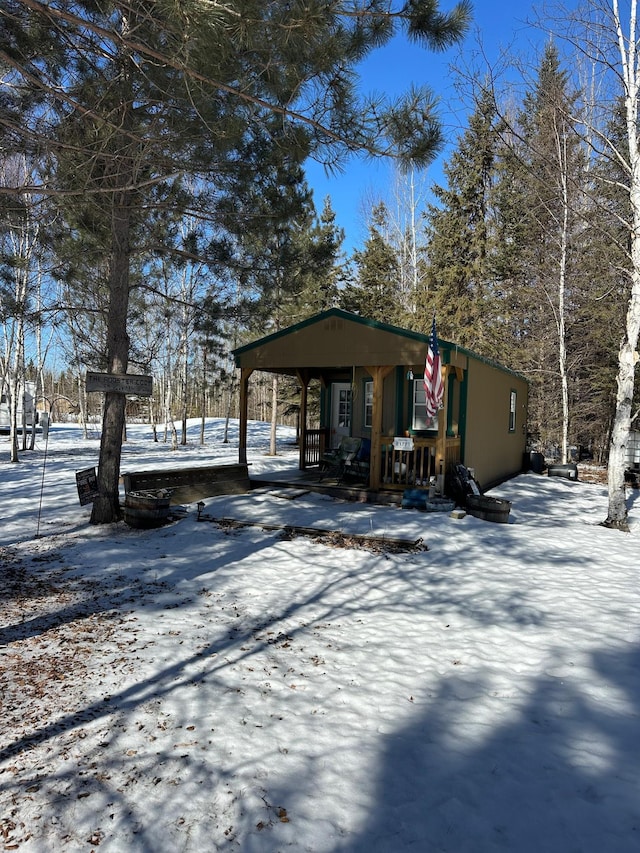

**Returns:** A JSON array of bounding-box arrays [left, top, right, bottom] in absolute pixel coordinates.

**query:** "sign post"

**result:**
[[86, 372, 153, 397], [83, 374, 153, 511]]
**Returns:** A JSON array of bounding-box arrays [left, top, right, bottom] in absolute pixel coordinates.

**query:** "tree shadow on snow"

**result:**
[[271, 641, 640, 853], [1, 506, 634, 851]]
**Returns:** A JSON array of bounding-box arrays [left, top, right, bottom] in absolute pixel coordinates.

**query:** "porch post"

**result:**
[[296, 369, 309, 470], [238, 367, 253, 464], [365, 365, 394, 491]]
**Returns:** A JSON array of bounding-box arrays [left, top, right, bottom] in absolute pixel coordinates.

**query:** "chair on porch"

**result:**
[[348, 436, 371, 483], [319, 436, 362, 483]]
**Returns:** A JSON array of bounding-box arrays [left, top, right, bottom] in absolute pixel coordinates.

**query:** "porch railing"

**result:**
[[302, 430, 461, 486], [381, 437, 461, 489], [302, 428, 329, 469]]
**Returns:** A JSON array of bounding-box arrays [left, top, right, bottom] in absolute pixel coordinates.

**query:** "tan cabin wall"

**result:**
[[463, 358, 528, 488]]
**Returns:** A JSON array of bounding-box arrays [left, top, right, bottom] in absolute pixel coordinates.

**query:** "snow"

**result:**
[[1, 419, 638, 852]]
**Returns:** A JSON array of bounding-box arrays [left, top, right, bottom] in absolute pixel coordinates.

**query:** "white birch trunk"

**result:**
[[606, 0, 640, 528], [556, 125, 570, 465], [9, 226, 29, 462], [200, 349, 207, 446]]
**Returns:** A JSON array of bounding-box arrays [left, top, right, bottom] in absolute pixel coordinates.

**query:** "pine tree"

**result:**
[[421, 87, 503, 350], [340, 203, 403, 324], [1, 0, 471, 521], [294, 198, 345, 318]]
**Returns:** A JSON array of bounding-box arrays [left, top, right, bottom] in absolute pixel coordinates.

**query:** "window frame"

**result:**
[[363, 380, 373, 429], [509, 389, 517, 433], [412, 378, 438, 432]]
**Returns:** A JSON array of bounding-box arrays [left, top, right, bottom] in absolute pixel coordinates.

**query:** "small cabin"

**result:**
[[233, 309, 528, 493]]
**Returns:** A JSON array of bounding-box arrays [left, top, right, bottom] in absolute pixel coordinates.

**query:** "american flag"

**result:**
[[424, 316, 444, 419]]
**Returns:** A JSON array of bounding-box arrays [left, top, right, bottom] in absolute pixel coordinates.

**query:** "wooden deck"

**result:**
[[250, 466, 404, 506]]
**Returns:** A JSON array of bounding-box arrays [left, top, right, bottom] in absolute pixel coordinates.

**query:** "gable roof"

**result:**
[[233, 308, 429, 356], [233, 308, 526, 381]]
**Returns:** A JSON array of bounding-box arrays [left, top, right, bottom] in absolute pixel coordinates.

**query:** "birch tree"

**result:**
[[560, 0, 640, 527], [514, 44, 583, 466], [0, 156, 46, 460], [607, 0, 640, 526]]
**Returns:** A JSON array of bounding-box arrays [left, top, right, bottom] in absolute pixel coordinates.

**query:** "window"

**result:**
[[337, 387, 351, 427], [509, 390, 517, 432], [364, 381, 373, 429], [412, 379, 438, 431]]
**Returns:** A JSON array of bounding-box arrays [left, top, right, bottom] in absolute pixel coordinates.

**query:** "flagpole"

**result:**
[[435, 362, 447, 493]]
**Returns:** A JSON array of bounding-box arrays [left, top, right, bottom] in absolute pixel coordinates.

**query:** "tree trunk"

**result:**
[[90, 13, 134, 524], [557, 127, 570, 465], [200, 348, 207, 445], [9, 371, 20, 463], [605, 0, 640, 528], [90, 199, 131, 524], [77, 372, 88, 440], [181, 327, 188, 445], [605, 249, 640, 529]]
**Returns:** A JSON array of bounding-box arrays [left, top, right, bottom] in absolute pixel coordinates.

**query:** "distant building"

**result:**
[[0, 380, 38, 434]]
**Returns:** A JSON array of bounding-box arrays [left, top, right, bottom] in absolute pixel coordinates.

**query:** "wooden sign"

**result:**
[[76, 466, 99, 506], [86, 371, 153, 397], [393, 436, 414, 451]]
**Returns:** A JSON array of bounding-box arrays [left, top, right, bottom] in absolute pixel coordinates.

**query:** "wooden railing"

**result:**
[[382, 438, 435, 488], [381, 436, 461, 489], [303, 430, 461, 486], [302, 428, 329, 469]]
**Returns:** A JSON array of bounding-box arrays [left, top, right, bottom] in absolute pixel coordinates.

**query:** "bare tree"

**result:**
[[390, 164, 429, 317], [555, 0, 640, 527], [0, 156, 45, 460]]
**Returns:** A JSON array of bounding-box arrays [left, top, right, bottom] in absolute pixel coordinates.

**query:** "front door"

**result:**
[[330, 382, 352, 449]]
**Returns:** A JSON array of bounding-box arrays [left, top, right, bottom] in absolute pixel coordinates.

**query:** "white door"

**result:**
[[330, 383, 352, 449]]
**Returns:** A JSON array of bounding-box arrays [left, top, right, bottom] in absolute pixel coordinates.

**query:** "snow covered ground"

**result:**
[[0, 420, 638, 852]]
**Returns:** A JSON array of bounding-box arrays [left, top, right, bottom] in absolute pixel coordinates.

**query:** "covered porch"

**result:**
[[247, 431, 462, 505], [233, 311, 466, 497], [295, 427, 463, 492]]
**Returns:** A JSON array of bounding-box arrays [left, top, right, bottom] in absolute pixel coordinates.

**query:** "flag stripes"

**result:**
[[424, 316, 444, 419]]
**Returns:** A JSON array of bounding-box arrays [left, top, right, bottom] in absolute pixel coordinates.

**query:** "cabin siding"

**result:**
[[234, 310, 528, 490], [464, 358, 529, 487]]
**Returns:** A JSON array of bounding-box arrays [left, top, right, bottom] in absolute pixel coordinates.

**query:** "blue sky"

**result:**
[[305, 1, 544, 253]]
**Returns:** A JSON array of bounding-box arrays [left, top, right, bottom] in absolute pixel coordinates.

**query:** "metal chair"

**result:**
[[348, 437, 371, 483], [319, 436, 362, 483]]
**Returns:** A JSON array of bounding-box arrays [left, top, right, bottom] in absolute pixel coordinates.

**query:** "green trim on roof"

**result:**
[[232, 308, 528, 383]]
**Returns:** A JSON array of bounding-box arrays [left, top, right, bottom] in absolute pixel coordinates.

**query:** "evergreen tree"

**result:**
[[216, 162, 337, 454], [421, 87, 503, 350], [340, 202, 403, 324], [1, 0, 471, 521], [493, 44, 585, 456], [294, 197, 345, 317]]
